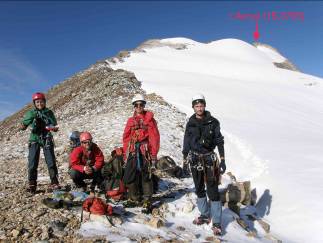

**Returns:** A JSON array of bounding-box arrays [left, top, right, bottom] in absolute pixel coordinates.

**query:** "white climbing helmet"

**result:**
[[132, 94, 146, 105], [192, 93, 206, 107]]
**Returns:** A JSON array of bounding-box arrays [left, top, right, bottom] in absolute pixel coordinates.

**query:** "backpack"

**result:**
[[106, 179, 126, 200], [69, 131, 81, 149], [82, 197, 113, 216], [102, 147, 127, 200], [157, 156, 184, 179]]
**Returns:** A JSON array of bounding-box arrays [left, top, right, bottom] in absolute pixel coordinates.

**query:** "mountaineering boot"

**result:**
[[47, 183, 61, 193], [212, 223, 222, 236], [127, 182, 141, 202], [193, 215, 211, 225], [26, 181, 37, 195], [123, 199, 140, 208], [141, 199, 153, 214]]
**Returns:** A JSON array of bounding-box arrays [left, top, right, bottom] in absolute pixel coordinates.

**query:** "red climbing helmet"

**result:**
[[80, 132, 93, 142], [32, 92, 46, 101]]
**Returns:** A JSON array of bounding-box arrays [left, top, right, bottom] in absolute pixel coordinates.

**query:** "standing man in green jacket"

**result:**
[[20, 92, 60, 194]]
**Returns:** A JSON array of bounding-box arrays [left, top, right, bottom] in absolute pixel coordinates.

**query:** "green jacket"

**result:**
[[22, 108, 57, 144]]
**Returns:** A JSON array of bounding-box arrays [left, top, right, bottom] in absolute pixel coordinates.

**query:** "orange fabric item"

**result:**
[[82, 197, 113, 216], [106, 180, 126, 200]]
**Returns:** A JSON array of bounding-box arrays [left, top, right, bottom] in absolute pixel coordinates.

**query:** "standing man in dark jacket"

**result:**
[[182, 94, 226, 236], [20, 92, 60, 194]]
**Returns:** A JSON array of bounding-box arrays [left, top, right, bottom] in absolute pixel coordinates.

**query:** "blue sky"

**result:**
[[1, 1, 323, 120]]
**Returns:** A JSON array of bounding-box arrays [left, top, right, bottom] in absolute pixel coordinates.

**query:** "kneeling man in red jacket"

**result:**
[[69, 132, 104, 192]]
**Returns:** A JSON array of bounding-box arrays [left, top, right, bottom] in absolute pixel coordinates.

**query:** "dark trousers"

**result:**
[[123, 152, 153, 201], [69, 169, 103, 189], [190, 153, 220, 201], [28, 141, 58, 184]]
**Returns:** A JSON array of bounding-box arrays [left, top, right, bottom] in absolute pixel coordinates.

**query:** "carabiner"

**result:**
[[197, 164, 204, 171]]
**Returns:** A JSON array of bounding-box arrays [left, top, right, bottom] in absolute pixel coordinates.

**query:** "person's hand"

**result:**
[[219, 159, 226, 174], [84, 166, 93, 175], [52, 126, 59, 132], [46, 125, 59, 132]]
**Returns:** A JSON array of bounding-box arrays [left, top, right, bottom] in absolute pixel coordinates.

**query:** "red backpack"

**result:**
[[106, 179, 126, 200], [82, 197, 113, 216]]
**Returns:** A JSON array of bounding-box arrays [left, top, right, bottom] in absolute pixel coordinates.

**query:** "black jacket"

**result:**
[[182, 111, 224, 159]]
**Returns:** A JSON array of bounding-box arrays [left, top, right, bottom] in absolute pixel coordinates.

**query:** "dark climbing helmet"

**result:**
[[69, 131, 80, 141]]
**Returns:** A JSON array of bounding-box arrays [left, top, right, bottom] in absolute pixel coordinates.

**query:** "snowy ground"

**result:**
[[110, 38, 323, 243], [79, 176, 273, 243]]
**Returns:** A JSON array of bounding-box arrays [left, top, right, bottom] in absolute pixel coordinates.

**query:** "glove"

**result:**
[[219, 159, 226, 174], [182, 159, 190, 176]]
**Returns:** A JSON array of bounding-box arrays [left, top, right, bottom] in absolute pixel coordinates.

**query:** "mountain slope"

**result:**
[[110, 37, 323, 243]]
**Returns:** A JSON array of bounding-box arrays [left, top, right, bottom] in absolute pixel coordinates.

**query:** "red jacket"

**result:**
[[70, 143, 104, 173], [123, 110, 160, 160]]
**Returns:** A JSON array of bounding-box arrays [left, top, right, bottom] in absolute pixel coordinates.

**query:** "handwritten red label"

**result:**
[[230, 11, 304, 21]]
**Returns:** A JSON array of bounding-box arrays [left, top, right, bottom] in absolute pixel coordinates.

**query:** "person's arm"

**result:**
[[217, 139, 225, 160], [214, 122, 226, 174], [20, 110, 35, 130], [49, 110, 59, 132], [93, 146, 104, 171], [182, 122, 191, 159], [70, 148, 85, 172], [214, 123, 225, 159], [148, 118, 160, 161], [122, 118, 132, 160]]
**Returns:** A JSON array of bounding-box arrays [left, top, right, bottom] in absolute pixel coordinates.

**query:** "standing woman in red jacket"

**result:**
[[123, 94, 160, 209], [69, 132, 104, 192]]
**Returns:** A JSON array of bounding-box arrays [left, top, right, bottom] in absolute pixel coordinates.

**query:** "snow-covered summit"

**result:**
[[254, 42, 299, 71], [127, 37, 298, 71], [254, 43, 286, 63]]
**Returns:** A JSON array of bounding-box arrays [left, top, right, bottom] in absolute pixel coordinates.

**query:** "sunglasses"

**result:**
[[134, 103, 145, 108], [81, 141, 91, 144], [34, 99, 45, 104]]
